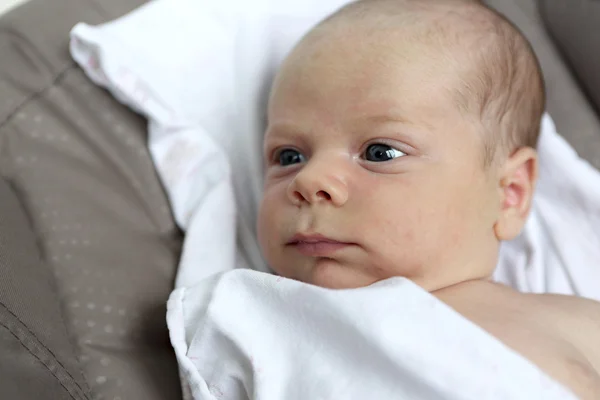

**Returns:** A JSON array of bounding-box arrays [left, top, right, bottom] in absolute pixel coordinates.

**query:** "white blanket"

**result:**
[[68, 0, 600, 397], [167, 269, 577, 400]]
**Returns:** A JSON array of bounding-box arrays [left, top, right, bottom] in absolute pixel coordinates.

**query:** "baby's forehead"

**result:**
[[309, 0, 490, 58], [274, 35, 470, 117], [291, 7, 483, 85]]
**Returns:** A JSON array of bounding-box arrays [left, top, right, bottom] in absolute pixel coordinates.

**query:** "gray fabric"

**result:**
[[486, 0, 600, 169], [0, 326, 81, 400], [0, 177, 90, 400], [0, 0, 183, 399], [539, 1, 600, 120]]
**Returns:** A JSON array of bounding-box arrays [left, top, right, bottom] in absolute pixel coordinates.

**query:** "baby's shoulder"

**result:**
[[436, 281, 600, 370], [529, 293, 600, 370], [439, 283, 600, 398], [529, 293, 600, 334]]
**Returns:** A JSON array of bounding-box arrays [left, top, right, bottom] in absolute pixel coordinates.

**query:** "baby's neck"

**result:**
[[430, 277, 506, 299], [412, 268, 495, 294], [427, 275, 496, 296]]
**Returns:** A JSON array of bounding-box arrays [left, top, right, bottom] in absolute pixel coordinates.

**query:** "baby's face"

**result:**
[[258, 32, 501, 290]]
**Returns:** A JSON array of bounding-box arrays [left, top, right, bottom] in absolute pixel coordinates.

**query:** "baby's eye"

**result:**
[[277, 148, 306, 166], [363, 144, 406, 162]]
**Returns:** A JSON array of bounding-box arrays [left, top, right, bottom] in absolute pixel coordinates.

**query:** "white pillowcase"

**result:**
[[71, 0, 354, 282]]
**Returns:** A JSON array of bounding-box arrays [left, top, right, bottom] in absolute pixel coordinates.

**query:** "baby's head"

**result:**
[[258, 0, 545, 291]]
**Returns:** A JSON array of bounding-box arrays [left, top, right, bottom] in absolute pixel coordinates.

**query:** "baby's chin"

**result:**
[[277, 258, 383, 290]]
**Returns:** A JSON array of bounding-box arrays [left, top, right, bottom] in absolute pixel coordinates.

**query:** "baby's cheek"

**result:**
[[369, 205, 420, 254], [257, 215, 283, 275], [257, 196, 277, 251]]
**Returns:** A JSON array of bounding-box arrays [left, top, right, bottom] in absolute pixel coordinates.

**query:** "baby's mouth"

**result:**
[[286, 233, 353, 257]]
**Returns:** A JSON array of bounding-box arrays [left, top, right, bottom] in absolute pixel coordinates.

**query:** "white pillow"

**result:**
[[70, 0, 355, 284]]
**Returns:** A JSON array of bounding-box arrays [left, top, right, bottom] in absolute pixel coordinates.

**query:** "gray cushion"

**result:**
[[486, 0, 600, 169], [0, 0, 183, 399], [0, 177, 90, 400], [539, 0, 600, 117]]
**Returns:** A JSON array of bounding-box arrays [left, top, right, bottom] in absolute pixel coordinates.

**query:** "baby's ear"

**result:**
[[493, 147, 538, 241]]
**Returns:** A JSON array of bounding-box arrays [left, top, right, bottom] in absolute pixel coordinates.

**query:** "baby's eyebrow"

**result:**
[[263, 123, 306, 152], [265, 120, 308, 136], [363, 114, 411, 125], [264, 122, 312, 147], [360, 111, 435, 132], [355, 113, 432, 150]]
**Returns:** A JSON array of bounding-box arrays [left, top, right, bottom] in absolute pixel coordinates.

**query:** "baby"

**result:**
[[258, 0, 600, 398]]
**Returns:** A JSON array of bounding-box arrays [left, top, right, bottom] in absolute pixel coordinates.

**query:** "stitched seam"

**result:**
[[0, 61, 76, 131], [0, 300, 89, 399], [0, 321, 81, 400]]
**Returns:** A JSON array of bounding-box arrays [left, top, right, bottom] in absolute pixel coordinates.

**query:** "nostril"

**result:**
[[316, 190, 331, 200], [293, 191, 305, 203]]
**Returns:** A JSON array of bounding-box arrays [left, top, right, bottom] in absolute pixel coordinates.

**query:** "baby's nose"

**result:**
[[287, 160, 348, 207]]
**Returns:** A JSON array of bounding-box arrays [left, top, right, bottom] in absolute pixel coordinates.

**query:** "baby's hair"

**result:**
[[313, 0, 546, 166]]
